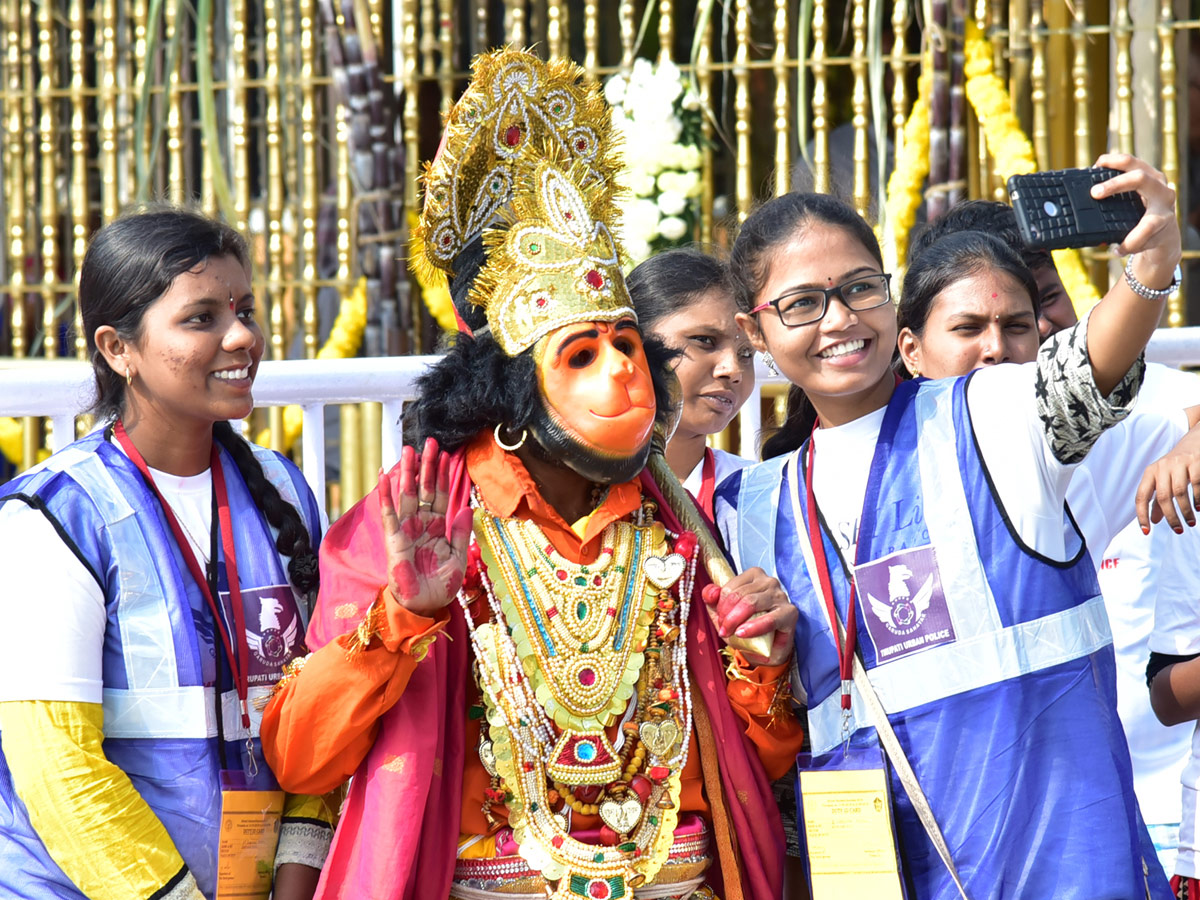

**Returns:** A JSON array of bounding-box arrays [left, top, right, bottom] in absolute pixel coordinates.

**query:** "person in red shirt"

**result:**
[[261, 49, 804, 900]]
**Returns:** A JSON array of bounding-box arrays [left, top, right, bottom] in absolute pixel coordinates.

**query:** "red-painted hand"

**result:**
[[701, 567, 798, 667], [379, 437, 474, 616]]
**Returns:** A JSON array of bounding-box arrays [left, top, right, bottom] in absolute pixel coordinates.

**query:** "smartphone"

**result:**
[[1007, 167, 1145, 251]]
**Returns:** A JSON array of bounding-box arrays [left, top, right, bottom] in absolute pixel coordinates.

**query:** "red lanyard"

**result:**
[[113, 421, 253, 732], [695, 447, 717, 520], [804, 432, 858, 711]]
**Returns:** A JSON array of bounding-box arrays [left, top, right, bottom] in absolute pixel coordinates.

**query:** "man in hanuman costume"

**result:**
[[262, 49, 804, 900]]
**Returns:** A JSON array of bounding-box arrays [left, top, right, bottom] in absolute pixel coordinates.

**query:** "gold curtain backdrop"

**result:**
[[1, 0, 1199, 489]]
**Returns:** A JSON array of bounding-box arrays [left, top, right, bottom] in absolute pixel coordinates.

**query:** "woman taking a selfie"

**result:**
[[0, 208, 329, 900], [717, 154, 1179, 899]]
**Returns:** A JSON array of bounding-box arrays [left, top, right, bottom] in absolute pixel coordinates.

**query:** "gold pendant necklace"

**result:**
[[460, 502, 698, 897], [474, 514, 662, 735]]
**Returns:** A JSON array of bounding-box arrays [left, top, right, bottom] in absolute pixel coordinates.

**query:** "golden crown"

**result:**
[[470, 147, 634, 356], [412, 49, 622, 283]]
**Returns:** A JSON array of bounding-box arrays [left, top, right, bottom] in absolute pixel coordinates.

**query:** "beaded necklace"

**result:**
[[458, 495, 699, 899]]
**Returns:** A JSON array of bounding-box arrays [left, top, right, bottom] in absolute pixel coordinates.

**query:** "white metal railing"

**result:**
[[4, 326, 1200, 504], [0, 356, 433, 504]]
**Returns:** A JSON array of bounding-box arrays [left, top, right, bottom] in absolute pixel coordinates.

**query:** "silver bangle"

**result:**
[[1123, 256, 1181, 300]]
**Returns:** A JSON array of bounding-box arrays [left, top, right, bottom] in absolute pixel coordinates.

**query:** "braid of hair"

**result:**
[[213, 422, 320, 604]]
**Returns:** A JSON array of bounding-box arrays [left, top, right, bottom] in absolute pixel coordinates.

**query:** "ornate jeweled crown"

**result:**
[[412, 48, 622, 283], [470, 149, 635, 356]]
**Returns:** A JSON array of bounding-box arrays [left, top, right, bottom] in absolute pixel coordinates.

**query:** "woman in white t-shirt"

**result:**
[[626, 248, 756, 517], [895, 227, 1200, 878], [716, 154, 1181, 899], [0, 208, 329, 900], [1149, 526, 1200, 898]]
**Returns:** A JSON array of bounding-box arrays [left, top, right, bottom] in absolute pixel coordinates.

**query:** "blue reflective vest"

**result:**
[[725, 376, 1170, 900], [0, 431, 321, 899]]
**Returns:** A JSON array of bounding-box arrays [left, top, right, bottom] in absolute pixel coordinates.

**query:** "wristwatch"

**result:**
[[1123, 256, 1183, 300]]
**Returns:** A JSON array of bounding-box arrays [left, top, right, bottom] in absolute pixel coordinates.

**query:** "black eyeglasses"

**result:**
[[750, 272, 893, 327]]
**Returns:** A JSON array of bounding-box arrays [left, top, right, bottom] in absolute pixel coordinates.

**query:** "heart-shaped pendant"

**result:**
[[599, 794, 644, 835], [639, 719, 680, 757], [478, 739, 498, 777], [643, 553, 685, 589]]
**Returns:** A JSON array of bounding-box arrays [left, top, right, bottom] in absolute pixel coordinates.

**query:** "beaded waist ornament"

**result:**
[[459, 499, 700, 900], [451, 816, 714, 899]]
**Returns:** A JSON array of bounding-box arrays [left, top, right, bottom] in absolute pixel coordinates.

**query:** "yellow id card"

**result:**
[[799, 751, 905, 900], [216, 786, 284, 899]]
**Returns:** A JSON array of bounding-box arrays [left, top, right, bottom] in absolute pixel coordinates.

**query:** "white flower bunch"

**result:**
[[606, 59, 705, 266]]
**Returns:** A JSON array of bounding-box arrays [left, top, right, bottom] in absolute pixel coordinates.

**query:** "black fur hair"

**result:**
[[404, 328, 679, 455]]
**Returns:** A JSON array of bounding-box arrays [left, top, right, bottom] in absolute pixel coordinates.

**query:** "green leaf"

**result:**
[[797, 0, 814, 171], [195, 0, 237, 221]]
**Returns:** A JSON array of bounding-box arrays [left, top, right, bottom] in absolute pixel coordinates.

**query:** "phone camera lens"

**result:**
[[1043, 200, 1060, 217]]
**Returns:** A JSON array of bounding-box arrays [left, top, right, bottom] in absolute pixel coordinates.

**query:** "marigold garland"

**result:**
[[963, 25, 1036, 180], [255, 276, 369, 451], [963, 22, 1102, 315], [884, 61, 933, 269]]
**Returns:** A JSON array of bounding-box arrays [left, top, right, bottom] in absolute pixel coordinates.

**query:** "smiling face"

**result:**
[[648, 288, 755, 440], [102, 254, 264, 429], [737, 224, 896, 427], [898, 267, 1038, 378], [531, 318, 657, 482]]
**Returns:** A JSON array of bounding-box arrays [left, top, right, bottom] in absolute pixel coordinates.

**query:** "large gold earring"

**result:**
[[125, 368, 133, 387]]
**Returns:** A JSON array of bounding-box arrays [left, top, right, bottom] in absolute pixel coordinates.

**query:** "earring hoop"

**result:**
[[494, 423, 528, 452], [761, 352, 779, 376], [125, 368, 133, 387]]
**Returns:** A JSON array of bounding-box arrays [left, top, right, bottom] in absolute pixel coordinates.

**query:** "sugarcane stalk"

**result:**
[[928, 0, 950, 220], [948, 1, 966, 209], [320, 0, 407, 356]]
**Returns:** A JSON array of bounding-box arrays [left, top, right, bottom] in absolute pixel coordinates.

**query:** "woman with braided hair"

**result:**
[[0, 207, 331, 900]]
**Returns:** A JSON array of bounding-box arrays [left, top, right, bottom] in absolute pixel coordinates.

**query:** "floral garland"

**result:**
[[883, 61, 933, 269], [407, 208, 458, 333], [963, 22, 1102, 314], [255, 276, 369, 451], [605, 59, 705, 267]]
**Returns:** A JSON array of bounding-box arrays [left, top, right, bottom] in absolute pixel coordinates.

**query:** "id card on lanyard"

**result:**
[[217, 771, 285, 898], [115, 423, 284, 899], [797, 745, 905, 900], [788, 412, 907, 899]]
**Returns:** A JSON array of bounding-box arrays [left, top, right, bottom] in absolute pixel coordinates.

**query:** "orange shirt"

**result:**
[[262, 432, 802, 837]]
